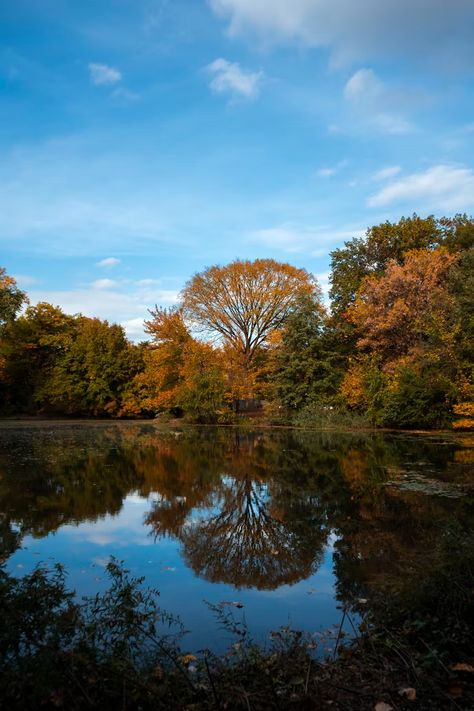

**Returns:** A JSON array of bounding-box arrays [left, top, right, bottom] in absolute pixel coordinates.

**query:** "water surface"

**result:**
[[1, 422, 473, 651]]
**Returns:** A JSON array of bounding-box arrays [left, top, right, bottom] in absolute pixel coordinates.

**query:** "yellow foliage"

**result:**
[[453, 402, 474, 417], [340, 360, 371, 409], [452, 418, 474, 431], [452, 402, 474, 430]]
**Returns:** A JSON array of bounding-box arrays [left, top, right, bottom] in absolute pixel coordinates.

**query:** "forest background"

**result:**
[[1, 213, 473, 430]]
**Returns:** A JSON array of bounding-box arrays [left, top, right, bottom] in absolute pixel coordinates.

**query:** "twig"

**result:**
[[333, 608, 347, 659], [305, 658, 311, 695], [204, 654, 221, 711]]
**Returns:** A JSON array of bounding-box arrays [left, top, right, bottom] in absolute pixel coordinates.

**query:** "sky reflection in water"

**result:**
[[1, 423, 473, 652]]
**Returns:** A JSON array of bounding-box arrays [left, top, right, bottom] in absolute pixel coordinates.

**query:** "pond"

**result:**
[[1, 422, 473, 653]]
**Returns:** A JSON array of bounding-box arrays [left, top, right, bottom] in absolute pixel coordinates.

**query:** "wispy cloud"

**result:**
[[91, 278, 118, 289], [111, 86, 139, 102], [316, 160, 347, 178], [207, 58, 263, 99], [12, 274, 39, 287], [367, 164, 474, 210], [343, 68, 414, 135], [89, 62, 122, 86], [372, 166, 401, 181], [250, 224, 364, 255], [96, 257, 121, 268]]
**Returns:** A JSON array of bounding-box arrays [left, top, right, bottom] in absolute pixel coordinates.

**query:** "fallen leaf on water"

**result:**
[[399, 687, 416, 701], [451, 663, 474, 673], [374, 703, 393, 711]]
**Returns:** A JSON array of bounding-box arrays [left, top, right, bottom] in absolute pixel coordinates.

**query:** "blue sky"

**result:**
[[1, 0, 473, 339]]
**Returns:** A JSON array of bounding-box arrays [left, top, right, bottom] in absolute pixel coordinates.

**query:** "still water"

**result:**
[[1, 422, 473, 651]]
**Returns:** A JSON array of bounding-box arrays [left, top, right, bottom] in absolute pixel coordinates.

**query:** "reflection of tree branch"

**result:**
[[180, 476, 326, 590]]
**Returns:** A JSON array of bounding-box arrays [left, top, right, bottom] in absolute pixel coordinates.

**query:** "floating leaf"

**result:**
[[375, 703, 393, 711]]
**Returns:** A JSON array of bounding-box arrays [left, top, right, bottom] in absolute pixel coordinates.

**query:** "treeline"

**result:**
[[1, 214, 473, 428]]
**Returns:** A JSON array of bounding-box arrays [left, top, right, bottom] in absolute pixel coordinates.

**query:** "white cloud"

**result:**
[[343, 68, 414, 135], [96, 257, 121, 268], [343, 68, 383, 103], [315, 270, 331, 303], [207, 58, 263, 99], [91, 278, 117, 289], [121, 317, 148, 340], [372, 166, 401, 181], [250, 224, 364, 254], [89, 62, 122, 86], [208, 0, 474, 68], [316, 160, 347, 178], [367, 164, 474, 211], [27, 285, 180, 341]]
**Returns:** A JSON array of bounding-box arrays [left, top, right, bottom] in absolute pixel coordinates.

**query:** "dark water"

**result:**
[[1, 422, 473, 652]]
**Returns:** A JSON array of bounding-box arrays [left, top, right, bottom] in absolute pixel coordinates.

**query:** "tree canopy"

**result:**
[[1, 212, 473, 429], [0, 268, 27, 329], [181, 258, 318, 367]]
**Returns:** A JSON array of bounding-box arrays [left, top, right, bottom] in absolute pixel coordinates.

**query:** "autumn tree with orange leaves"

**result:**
[[347, 247, 459, 366], [341, 247, 466, 426], [182, 259, 316, 364], [181, 258, 318, 398], [138, 306, 226, 420]]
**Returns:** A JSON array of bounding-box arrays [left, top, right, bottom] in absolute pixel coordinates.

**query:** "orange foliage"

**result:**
[[347, 248, 459, 364], [452, 403, 474, 430], [182, 259, 317, 366], [138, 307, 192, 412]]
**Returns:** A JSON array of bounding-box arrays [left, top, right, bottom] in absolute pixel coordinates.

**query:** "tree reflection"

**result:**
[[145, 433, 331, 589], [1, 423, 473, 604], [179, 474, 326, 589]]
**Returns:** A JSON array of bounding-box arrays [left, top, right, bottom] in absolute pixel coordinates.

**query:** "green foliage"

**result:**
[[329, 214, 474, 316], [0, 267, 27, 330], [329, 214, 443, 316], [1, 215, 473, 428], [177, 360, 227, 423], [380, 364, 457, 429], [0, 303, 76, 413], [292, 404, 371, 430], [0, 559, 187, 710], [270, 294, 342, 411], [0, 305, 144, 417], [38, 317, 143, 416]]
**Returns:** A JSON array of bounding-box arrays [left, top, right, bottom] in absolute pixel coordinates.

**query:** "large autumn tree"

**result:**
[[341, 247, 464, 427], [181, 258, 317, 371]]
